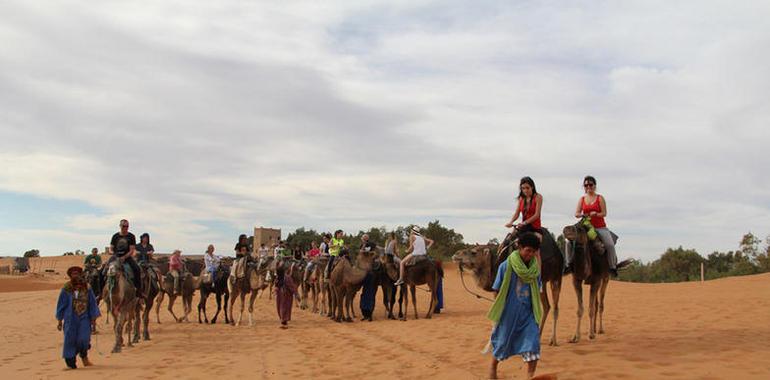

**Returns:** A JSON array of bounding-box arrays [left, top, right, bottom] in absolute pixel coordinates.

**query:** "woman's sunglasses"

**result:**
[[583, 183, 595, 188]]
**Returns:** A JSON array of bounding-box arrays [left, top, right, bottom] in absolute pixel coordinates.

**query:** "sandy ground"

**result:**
[[1, 256, 769, 380]]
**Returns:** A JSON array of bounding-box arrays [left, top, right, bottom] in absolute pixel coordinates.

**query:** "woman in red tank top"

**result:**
[[505, 176, 543, 236], [568, 175, 618, 275], [574, 175, 606, 227]]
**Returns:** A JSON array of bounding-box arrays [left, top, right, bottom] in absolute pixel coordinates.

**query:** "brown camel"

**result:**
[[376, 252, 402, 320], [156, 271, 199, 323], [329, 250, 376, 323], [132, 264, 161, 342], [398, 256, 439, 321], [102, 259, 138, 353], [301, 255, 328, 313], [451, 228, 564, 346], [562, 219, 631, 342], [228, 257, 271, 326]]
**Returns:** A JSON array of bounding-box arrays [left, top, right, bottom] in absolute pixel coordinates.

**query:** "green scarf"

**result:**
[[486, 250, 543, 327]]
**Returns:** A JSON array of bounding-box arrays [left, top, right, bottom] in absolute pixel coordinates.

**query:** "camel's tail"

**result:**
[[617, 259, 635, 270]]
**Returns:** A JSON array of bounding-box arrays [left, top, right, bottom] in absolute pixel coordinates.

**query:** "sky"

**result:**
[[1, 1, 769, 260]]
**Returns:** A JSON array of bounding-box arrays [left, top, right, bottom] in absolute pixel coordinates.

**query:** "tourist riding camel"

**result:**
[[104, 219, 142, 297], [563, 216, 631, 343], [103, 239, 138, 353], [505, 176, 544, 243], [199, 246, 230, 324], [566, 175, 619, 277], [169, 249, 184, 295], [394, 227, 434, 286]]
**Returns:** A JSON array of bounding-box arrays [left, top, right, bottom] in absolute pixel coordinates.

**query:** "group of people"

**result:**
[[489, 175, 617, 379], [55, 174, 613, 378]]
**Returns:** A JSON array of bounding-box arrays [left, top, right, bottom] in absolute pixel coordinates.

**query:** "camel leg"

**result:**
[[549, 279, 562, 346], [236, 292, 246, 326], [125, 310, 134, 348], [399, 285, 406, 321], [155, 291, 164, 324], [112, 312, 123, 353], [132, 304, 141, 344], [588, 282, 599, 340], [248, 291, 258, 326], [344, 290, 354, 322], [210, 292, 220, 324], [569, 279, 583, 343], [223, 292, 230, 324], [411, 285, 419, 320], [540, 282, 551, 339], [228, 289, 238, 326], [268, 281, 273, 300], [198, 292, 206, 324], [334, 289, 345, 322], [183, 296, 192, 322], [598, 277, 609, 334], [143, 299, 152, 341], [168, 296, 180, 323]]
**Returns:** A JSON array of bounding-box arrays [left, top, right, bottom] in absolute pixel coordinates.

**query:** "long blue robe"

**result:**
[[56, 286, 100, 359], [434, 276, 444, 312], [359, 272, 378, 317], [489, 257, 540, 361]]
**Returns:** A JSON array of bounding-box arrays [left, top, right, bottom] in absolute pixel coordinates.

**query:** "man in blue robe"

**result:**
[[56, 266, 101, 369], [487, 233, 542, 380]]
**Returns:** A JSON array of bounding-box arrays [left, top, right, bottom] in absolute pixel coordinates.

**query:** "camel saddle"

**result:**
[[406, 255, 433, 267]]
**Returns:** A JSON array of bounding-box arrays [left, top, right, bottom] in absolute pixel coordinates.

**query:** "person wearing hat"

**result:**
[[394, 227, 434, 286], [56, 266, 100, 369]]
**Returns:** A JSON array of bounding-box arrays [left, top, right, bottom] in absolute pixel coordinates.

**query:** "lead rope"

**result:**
[[458, 264, 495, 303]]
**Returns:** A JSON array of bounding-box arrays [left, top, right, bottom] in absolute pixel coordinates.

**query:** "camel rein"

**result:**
[[458, 263, 495, 303]]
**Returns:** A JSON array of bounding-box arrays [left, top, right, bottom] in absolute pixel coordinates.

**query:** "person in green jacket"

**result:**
[[83, 248, 101, 269]]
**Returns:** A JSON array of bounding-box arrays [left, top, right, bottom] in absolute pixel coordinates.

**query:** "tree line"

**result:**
[[616, 232, 770, 283]]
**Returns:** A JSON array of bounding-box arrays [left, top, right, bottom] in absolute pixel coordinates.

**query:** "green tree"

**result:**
[[655, 246, 704, 282], [23, 249, 40, 258], [286, 227, 323, 251]]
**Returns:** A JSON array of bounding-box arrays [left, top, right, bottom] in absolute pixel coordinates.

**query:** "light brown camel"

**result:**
[[156, 271, 199, 323], [562, 219, 631, 342], [329, 250, 376, 323], [301, 255, 328, 313], [452, 229, 564, 346], [102, 259, 138, 353], [228, 257, 271, 326], [398, 256, 439, 321]]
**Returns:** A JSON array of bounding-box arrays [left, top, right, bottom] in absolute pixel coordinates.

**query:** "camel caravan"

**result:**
[[85, 223, 446, 355], [68, 176, 626, 380]]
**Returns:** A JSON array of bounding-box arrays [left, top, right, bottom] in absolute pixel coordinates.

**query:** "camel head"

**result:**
[[451, 244, 492, 271], [356, 249, 377, 271]]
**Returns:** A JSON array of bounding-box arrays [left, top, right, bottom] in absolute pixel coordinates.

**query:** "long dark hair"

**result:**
[[518, 176, 538, 211]]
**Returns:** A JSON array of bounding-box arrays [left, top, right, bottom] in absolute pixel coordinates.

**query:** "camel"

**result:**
[[452, 228, 564, 346], [132, 264, 161, 342], [102, 259, 138, 353], [228, 256, 272, 326], [375, 252, 403, 320], [198, 265, 231, 324], [398, 256, 440, 321], [84, 264, 103, 305], [300, 255, 328, 313], [329, 250, 376, 323], [562, 219, 631, 342], [287, 258, 305, 308], [156, 271, 199, 323]]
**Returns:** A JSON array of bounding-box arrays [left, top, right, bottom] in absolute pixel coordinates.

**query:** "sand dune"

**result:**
[[1, 255, 769, 379]]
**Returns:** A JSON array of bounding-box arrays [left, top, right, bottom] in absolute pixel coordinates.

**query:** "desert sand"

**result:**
[[1, 255, 769, 379]]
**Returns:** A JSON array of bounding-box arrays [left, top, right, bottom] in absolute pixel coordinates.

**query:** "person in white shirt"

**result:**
[[394, 227, 434, 286]]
